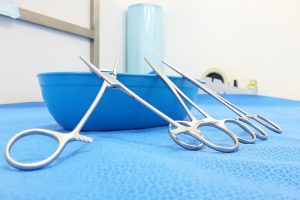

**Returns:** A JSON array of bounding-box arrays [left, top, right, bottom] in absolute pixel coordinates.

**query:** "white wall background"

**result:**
[[0, 0, 300, 103], [0, 0, 91, 103], [100, 0, 300, 100]]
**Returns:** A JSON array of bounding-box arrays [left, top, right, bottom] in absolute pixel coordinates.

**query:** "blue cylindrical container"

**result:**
[[126, 3, 163, 73]]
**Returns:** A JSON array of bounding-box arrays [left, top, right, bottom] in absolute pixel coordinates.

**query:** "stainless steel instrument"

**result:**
[[5, 59, 118, 170], [83, 58, 240, 153], [145, 58, 256, 146], [161, 60, 282, 139]]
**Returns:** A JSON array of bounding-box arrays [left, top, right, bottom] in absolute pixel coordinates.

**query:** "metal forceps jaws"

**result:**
[[145, 58, 257, 153], [161, 60, 282, 139]]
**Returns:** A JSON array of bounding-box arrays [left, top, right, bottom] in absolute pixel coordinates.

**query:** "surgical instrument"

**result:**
[[82, 58, 239, 152], [161, 60, 282, 139], [5, 60, 119, 170], [145, 58, 256, 145]]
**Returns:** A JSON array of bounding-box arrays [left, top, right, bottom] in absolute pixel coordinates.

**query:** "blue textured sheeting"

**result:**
[[0, 94, 299, 200]]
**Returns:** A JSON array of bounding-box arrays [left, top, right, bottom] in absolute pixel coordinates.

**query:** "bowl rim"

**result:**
[[37, 72, 182, 79]]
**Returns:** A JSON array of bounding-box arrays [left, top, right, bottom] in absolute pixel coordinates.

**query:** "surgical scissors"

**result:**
[[83, 58, 239, 152], [145, 58, 256, 145], [161, 60, 282, 139], [5, 59, 119, 170]]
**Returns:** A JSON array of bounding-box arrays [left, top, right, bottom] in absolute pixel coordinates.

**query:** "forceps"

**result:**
[[83, 58, 239, 152], [5, 59, 119, 170], [161, 60, 282, 139], [145, 58, 256, 146]]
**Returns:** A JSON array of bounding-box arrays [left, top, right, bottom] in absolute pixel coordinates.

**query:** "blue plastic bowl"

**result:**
[[37, 72, 198, 131]]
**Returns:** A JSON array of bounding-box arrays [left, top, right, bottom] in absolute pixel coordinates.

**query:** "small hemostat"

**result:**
[[160, 60, 282, 139]]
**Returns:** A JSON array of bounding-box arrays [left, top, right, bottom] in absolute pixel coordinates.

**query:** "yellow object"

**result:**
[[247, 80, 257, 89], [248, 82, 256, 87]]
